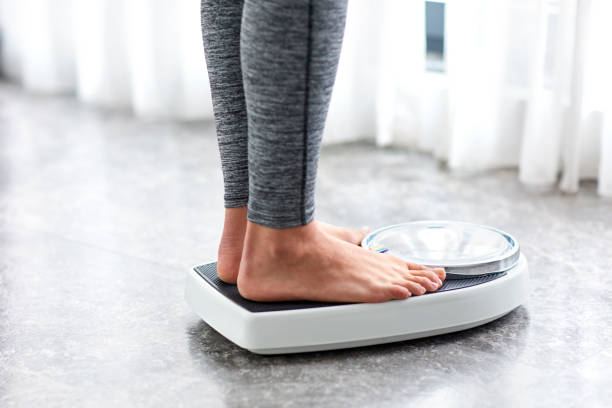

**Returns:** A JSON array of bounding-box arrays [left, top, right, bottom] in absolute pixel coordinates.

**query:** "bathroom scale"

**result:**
[[185, 220, 529, 354]]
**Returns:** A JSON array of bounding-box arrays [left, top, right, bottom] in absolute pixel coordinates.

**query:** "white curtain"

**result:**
[[350, 0, 612, 197], [1, 0, 610, 196], [0, 0, 212, 119]]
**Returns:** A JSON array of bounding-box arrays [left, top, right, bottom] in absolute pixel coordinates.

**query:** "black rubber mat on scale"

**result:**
[[193, 262, 507, 313]]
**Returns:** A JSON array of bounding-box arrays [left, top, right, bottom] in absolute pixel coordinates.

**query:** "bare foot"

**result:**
[[216, 207, 247, 284], [319, 221, 369, 246], [237, 220, 446, 303], [217, 211, 371, 283]]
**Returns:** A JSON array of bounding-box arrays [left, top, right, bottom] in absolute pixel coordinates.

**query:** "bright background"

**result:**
[[1, 0, 610, 196]]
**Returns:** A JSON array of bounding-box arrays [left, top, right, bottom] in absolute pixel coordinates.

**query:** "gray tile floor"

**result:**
[[1, 82, 611, 407]]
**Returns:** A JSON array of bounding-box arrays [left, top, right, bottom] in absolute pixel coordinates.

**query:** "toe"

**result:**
[[405, 261, 434, 271], [407, 274, 440, 292], [433, 267, 446, 281], [404, 281, 427, 296], [354, 229, 369, 245], [388, 284, 411, 300], [411, 269, 443, 286]]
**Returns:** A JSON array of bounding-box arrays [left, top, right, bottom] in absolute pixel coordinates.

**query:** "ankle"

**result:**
[[216, 207, 247, 283], [222, 206, 247, 233], [243, 220, 318, 260]]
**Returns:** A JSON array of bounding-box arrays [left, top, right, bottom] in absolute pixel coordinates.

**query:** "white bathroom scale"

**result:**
[[185, 221, 529, 354]]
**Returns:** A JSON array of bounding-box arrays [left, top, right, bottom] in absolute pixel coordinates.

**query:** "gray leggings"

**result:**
[[201, 0, 348, 229]]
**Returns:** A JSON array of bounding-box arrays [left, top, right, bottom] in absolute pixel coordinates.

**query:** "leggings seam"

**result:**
[[301, 0, 313, 225]]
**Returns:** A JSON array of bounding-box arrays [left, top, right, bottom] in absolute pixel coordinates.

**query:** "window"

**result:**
[[425, 1, 445, 73]]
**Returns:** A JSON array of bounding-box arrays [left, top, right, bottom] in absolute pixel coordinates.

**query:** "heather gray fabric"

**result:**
[[201, 0, 347, 228], [201, 0, 249, 208]]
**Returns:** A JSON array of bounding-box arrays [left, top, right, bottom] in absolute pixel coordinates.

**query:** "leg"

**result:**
[[238, 0, 445, 302], [204, 0, 360, 224], [201, 0, 248, 283], [201, 0, 248, 209], [242, 0, 344, 228], [202, 0, 373, 283]]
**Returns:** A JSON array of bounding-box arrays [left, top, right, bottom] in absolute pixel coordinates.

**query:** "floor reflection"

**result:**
[[186, 306, 530, 407]]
